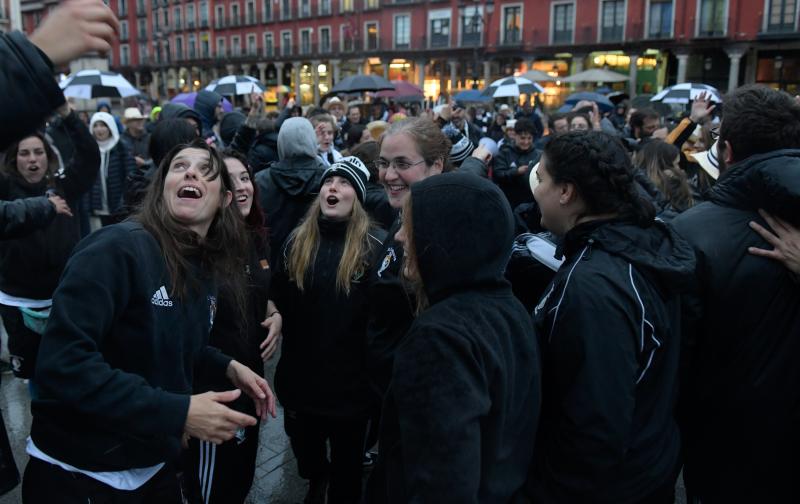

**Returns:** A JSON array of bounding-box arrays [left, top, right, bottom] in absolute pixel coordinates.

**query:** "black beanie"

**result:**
[[320, 156, 370, 203], [220, 111, 246, 146]]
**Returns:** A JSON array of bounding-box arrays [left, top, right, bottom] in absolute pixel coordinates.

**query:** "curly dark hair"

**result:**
[[720, 84, 800, 163], [543, 131, 656, 227]]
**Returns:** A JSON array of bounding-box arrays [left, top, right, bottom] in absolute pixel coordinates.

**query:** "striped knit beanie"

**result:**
[[321, 156, 370, 203]]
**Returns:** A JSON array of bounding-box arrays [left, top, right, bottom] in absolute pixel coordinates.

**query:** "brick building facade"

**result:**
[[16, 0, 800, 107]]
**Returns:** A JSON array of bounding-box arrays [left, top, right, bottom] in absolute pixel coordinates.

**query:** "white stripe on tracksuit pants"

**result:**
[[198, 440, 217, 504]]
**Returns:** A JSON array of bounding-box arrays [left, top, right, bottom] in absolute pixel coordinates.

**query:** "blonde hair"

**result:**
[[287, 197, 374, 295]]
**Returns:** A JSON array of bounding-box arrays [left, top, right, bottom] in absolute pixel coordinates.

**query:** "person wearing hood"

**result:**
[[524, 131, 695, 503], [671, 85, 800, 502], [367, 172, 541, 503], [88, 111, 135, 229], [158, 102, 202, 136], [95, 101, 124, 135], [493, 118, 542, 211], [273, 157, 384, 504], [0, 103, 100, 382], [194, 89, 225, 144], [255, 117, 325, 265]]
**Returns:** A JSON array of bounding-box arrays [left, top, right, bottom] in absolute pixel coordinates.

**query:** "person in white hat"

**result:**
[[120, 107, 150, 168]]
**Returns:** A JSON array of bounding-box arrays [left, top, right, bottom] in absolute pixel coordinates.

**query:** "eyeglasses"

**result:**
[[375, 158, 427, 171]]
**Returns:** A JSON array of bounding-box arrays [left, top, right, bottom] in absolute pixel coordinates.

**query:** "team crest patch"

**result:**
[[377, 247, 397, 278]]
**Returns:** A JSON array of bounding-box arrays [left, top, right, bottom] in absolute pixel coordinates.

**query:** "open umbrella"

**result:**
[[453, 89, 493, 103], [375, 80, 424, 100], [565, 91, 614, 113], [170, 92, 233, 112], [331, 74, 395, 94], [563, 68, 630, 83], [205, 75, 265, 96], [650, 83, 722, 104], [520, 69, 557, 82], [60, 69, 139, 99], [482, 77, 544, 98]]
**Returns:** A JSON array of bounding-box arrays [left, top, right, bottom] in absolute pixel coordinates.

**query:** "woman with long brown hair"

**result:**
[[23, 139, 276, 503], [273, 156, 383, 504]]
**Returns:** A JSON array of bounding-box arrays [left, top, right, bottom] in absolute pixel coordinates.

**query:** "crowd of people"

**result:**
[[1, 1, 800, 503]]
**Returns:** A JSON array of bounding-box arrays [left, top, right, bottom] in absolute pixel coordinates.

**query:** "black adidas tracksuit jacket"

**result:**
[[30, 221, 232, 472]]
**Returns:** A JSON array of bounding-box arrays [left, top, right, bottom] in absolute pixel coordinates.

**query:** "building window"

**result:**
[[137, 0, 145, 16], [175, 36, 183, 60], [502, 5, 522, 44], [139, 42, 149, 63], [217, 37, 226, 58], [767, 0, 797, 32], [552, 2, 574, 44], [215, 5, 224, 28], [394, 14, 410, 48], [264, 32, 274, 56], [341, 24, 354, 51], [121, 44, 130, 65], [461, 7, 483, 46], [648, 0, 672, 38], [163, 39, 170, 63], [365, 0, 378, 9], [341, 0, 354, 13], [697, 0, 726, 36], [320, 0, 331, 15], [245, 34, 255, 55], [262, 0, 272, 21], [118, 0, 128, 17], [189, 35, 197, 58], [246, 0, 255, 23], [201, 33, 210, 57], [300, 0, 310, 17], [232, 35, 241, 56], [281, 0, 291, 20], [199, 0, 208, 27], [600, 0, 625, 41], [120, 20, 129, 41], [430, 17, 450, 48], [231, 4, 240, 26], [138, 18, 147, 39], [320, 27, 331, 52], [366, 21, 379, 50], [163, 8, 169, 29], [281, 30, 292, 56], [152, 10, 159, 33], [173, 6, 181, 29], [300, 28, 312, 54], [186, 3, 195, 28]]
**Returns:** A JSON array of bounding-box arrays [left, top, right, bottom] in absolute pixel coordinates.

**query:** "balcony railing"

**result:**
[[498, 29, 523, 46]]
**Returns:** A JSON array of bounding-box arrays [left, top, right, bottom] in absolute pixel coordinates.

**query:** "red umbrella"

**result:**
[[375, 80, 424, 99]]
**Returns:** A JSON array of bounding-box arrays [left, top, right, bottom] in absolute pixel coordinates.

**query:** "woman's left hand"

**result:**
[[260, 311, 282, 361], [225, 360, 277, 420]]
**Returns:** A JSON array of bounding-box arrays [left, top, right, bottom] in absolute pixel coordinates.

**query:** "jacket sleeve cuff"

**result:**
[[157, 391, 192, 437]]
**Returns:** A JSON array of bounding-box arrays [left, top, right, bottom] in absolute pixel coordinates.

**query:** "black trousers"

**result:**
[[22, 457, 181, 504], [182, 422, 260, 504], [284, 409, 367, 504]]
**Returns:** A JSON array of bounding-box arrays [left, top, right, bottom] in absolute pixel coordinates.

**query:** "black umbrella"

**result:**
[[331, 75, 395, 94]]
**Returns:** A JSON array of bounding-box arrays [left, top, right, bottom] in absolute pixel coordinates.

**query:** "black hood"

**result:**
[[410, 172, 514, 304], [269, 156, 325, 196], [194, 90, 222, 131], [709, 149, 800, 226], [159, 103, 202, 127], [562, 219, 696, 294]]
